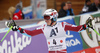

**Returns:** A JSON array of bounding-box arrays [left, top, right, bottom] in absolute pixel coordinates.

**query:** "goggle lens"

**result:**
[[44, 16, 50, 20]]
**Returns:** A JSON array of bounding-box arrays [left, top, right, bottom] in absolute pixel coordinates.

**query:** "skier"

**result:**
[[5, 9, 94, 53]]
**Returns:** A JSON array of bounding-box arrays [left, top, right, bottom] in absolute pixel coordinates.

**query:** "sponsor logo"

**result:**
[[66, 39, 81, 47], [0, 32, 31, 53], [66, 31, 81, 48], [81, 51, 85, 53], [80, 16, 100, 47], [95, 48, 100, 53]]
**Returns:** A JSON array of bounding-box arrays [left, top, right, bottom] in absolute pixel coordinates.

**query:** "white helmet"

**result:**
[[43, 9, 58, 22]]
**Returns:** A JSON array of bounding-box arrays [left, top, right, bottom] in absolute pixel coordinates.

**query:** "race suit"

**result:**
[[18, 22, 86, 38], [18, 22, 87, 52]]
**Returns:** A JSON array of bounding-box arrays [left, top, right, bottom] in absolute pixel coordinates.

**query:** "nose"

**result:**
[[45, 19, 50, 23], [44, 19, 47, 21]]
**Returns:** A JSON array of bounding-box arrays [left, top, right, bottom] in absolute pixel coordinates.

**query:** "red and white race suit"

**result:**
[[22, 22, 85, 38], [18, 22, 86, 53]]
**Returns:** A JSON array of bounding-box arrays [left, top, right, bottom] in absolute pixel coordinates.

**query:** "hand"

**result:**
[[12, 25, 19, 31], [5, 20, 19, 31], [5, 21, 14, 28], [86, 17, 95, 29]]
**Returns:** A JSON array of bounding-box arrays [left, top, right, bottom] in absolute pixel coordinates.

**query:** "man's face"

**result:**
[[94, 0, 99, 5], [45, 19, 52, 25], [68, 4, 72, 9], [65, 3, 68, 10], [87, 1, 91, 6]]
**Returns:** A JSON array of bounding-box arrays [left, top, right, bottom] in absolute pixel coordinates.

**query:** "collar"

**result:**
[[47, 22, 57, 27]]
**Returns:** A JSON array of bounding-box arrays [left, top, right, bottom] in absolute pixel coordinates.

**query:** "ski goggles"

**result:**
[[44, 15, 51, 20]]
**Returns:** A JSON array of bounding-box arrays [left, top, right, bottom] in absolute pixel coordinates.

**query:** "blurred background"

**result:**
[[0, 0, 99, 20]]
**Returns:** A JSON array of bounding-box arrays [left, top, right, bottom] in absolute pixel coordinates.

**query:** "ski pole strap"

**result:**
[[0, 26, 13, 43]]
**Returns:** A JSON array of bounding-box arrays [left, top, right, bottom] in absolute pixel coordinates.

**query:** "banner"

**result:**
[[74, 12, 100, 51], [23, 6, 33, 19], [0, 25, 48, 53], [73, 46, 100, 53]]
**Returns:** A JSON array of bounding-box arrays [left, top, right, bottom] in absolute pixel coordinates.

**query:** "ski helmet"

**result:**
[[43, 9, 58, 22]]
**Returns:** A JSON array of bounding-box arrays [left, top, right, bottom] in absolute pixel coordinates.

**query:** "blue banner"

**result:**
[[59, 17, 83, 53]]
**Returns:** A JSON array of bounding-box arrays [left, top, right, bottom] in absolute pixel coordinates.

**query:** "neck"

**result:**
[[51, 22, 56, 26], [47, 22, 56, 27]]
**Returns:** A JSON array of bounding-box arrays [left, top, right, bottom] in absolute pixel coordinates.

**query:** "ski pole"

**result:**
[[93, 29, 100, 36], [0, 26, 13, 43]]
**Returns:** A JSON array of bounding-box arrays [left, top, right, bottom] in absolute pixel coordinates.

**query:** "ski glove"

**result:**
[[86, 17, 95, 29], [5, 20, 19, 31]]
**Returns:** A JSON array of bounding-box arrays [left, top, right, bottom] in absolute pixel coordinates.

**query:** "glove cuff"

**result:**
[[18, 27, 24, 33], [12, 26, 19, 31], [82, 24, 87, 30]]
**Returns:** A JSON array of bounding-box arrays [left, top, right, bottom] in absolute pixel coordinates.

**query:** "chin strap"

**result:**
[[49, 18, 55, 26], [50, 21, 54, 26]]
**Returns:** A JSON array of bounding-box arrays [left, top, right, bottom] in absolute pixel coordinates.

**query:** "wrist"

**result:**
[[82, 24, 88, 30], [18, 27, 24, 33]]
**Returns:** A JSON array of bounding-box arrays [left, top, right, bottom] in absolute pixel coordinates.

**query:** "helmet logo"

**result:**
[[51, 12, 57, 16]]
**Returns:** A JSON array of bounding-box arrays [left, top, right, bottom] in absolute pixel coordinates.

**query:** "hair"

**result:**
[[61, 2, 66, 9], [85, 0, 91, 3], [67, 1, 72, 4], [8, 6, 16, 19], [16, 3, 22, 10]]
